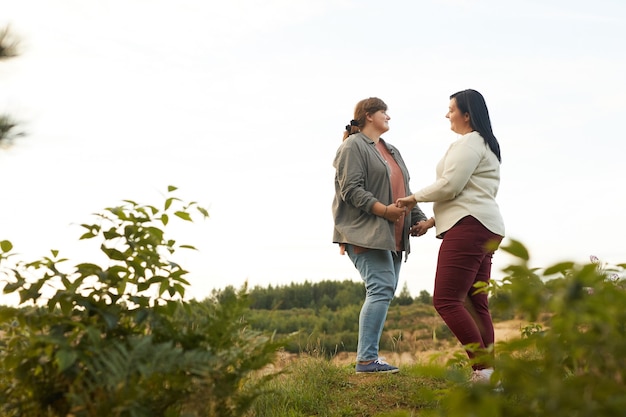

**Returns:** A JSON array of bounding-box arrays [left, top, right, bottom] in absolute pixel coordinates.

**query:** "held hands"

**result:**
[[395, 195, 418, 211], [394, 195, 434, 237], [383, 204, 406, 223], [410, 218, 435, 237]]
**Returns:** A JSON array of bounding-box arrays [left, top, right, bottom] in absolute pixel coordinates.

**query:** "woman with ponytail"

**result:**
[[332, 97, 430, 373]]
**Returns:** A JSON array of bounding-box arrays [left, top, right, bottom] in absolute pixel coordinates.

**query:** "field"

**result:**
[[268, 318, 527, 373]]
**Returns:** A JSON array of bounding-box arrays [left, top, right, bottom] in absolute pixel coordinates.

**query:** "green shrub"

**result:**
[[0, 186, 282, 417], [442, 239, 626, 417]]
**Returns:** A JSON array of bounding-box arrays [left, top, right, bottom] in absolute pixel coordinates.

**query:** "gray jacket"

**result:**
[[332, 133, 427, 260]]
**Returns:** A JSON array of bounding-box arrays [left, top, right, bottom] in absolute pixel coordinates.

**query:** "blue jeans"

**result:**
[[346, 245, 402, 362]]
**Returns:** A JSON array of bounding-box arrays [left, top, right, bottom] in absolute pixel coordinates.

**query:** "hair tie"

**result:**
[[350, 119, 359, 126], [345, 124, 352, 133]]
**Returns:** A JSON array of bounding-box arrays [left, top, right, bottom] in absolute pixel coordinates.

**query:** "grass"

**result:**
[[247, 318, 530, 416], [248, 353, 481, 417]]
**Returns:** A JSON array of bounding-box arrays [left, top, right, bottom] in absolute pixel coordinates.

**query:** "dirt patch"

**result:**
[[267, 319, 527, 373], [494, 319, 525, 341], [328, 319, 526, 367]]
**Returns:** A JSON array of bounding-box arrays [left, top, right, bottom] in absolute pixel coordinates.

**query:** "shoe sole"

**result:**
[[355, 369, 400, 374]]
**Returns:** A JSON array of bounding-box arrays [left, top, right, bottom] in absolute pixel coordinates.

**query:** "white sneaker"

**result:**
[[469, 368, 504, 392], [469, 368, 494, 384]]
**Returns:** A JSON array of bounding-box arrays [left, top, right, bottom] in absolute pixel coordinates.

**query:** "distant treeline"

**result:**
[[205, 280, 516, 355], [211, 280, 433, 311]]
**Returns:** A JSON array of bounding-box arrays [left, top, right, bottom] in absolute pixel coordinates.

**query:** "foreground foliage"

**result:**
[[1, 25, 25, 146], [247, 241, 626, 417], [461, 241, 626, 417], [0, 187, 282, 417], [436, 242, 626, 417]]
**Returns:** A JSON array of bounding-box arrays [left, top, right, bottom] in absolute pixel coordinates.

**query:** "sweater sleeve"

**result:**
[[413, 138, 483, 203]]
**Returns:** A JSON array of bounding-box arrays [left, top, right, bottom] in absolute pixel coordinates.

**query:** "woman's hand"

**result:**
[[410, 217, 435, 236], [396, 195, 417, 211], [383, 204, 407, 223]]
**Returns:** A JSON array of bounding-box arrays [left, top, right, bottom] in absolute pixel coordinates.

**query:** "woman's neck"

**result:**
[[360, 126, 381, 142], [456, 127, 474, 135]]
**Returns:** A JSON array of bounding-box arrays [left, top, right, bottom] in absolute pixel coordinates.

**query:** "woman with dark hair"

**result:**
[[396, 89, 505, 384], [333, 97, 430, 373]]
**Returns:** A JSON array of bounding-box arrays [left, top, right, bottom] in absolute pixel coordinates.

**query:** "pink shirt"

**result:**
[[376, 140, 406, 251]]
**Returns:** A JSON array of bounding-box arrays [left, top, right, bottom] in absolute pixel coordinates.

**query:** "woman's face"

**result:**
[[446, 98, 471, 135], [369, 109, 390, 134]]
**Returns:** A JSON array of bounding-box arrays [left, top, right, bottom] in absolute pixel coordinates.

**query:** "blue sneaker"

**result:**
[[355, 358, 399, 374]]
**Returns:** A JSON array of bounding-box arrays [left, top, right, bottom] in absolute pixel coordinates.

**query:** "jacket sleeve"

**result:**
[[334, 140, 377, 213], [410, 204, 428, 225]]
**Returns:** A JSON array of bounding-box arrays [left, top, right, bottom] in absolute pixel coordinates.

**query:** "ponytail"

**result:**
[[343, 119, 360, 141]]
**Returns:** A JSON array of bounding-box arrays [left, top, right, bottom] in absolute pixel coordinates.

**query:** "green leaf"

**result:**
[[18, 287, 37, 304], [2, 278, 24, 294], [196, 206, 210, 218], [17, 282, 43, 302], [174, 211, 192, 221], [500, 239, 529, 261], [164, 299, 178, 315], [78, 231, 96, 240], [75, 262, 104, 276], [471, 281, 489, 295], [159, 279, 169, 296], [145, 226, 165, 241], [117, 281, 126, 295], [544, 262, 575, 276], [78, 223, 100, 240], [174, 276, 190, 286], [103, 228, 122, 239], [55, 349, 78, 372], [0, 239, 13, 252], [174, 283, 185, 298], [59, 298, 73, 315], [102, 247, 126, 261]]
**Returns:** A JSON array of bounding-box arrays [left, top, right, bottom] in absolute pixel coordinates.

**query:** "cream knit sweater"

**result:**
[[414, 131, 505, 238]]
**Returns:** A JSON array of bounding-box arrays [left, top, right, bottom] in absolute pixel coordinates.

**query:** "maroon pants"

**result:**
[[433, 216, 503, 369]]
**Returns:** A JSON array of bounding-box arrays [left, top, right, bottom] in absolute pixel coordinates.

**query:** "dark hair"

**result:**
[[451, 89, 501, 162], [343, 97, 388, 141]]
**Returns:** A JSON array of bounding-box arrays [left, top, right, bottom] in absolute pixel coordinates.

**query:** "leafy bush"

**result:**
[[442, 239, 626, 417], [0, 186, 283, 417]]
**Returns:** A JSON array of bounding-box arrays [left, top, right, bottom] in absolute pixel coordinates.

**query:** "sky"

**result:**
[[1, 0, 625, 307]]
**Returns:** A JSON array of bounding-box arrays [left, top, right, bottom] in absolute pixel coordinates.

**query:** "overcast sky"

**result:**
[[1, 0, 625, 306]]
